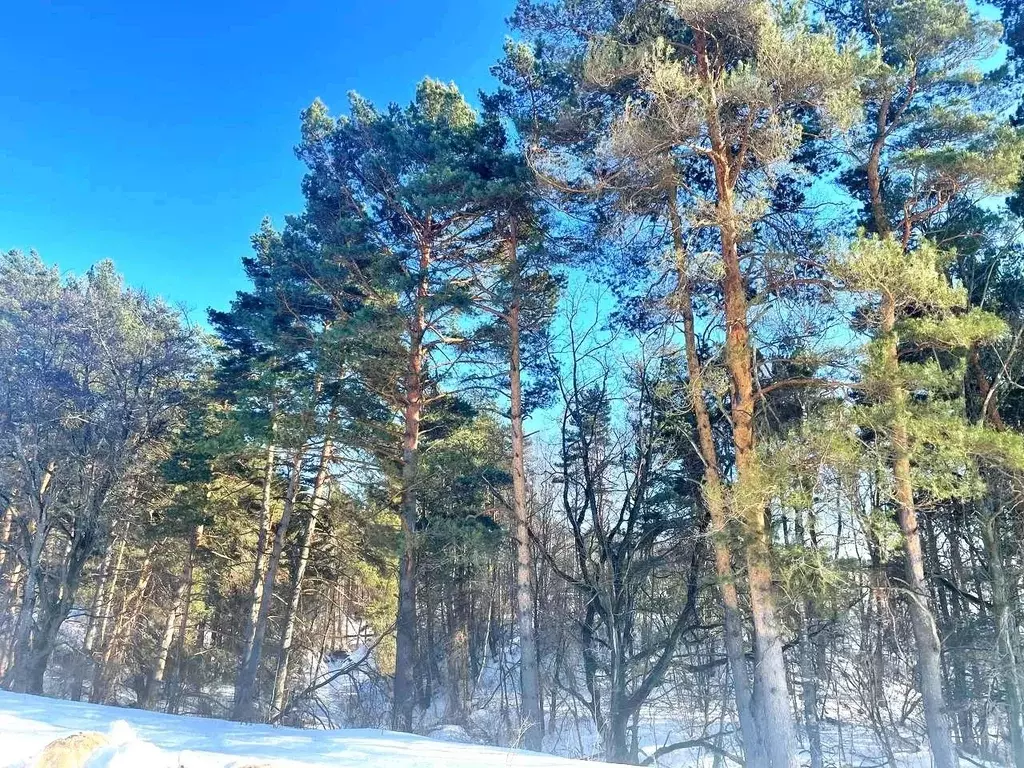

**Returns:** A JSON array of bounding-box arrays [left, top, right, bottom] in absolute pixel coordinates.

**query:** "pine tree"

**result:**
[[293, 80, 519, 731]]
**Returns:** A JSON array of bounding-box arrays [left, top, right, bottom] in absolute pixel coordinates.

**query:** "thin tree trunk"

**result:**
[[880, 297, 958, 768], [74, 539, 116, 701], [0, 559, 24, 677], [0, 505, 12, 572], [866, 99, 891, 239], [91, 531, 128, 676], [5, 459, 56, 693], [445, 569, 470, 724], [928, 515, 975, 752], [145, 574, 186, 709], [83, 545, 114, 658], [233, 446, 304, 722], [507, 230, 543, 751], [794, 510, 823, 768], [271, 429, 334, 717], [983, 506, 1024, 768], [167, 524, 202, 714], [239, 440, 276, 680], [93, 548, 154, 703], [140, 527, 199, 709]]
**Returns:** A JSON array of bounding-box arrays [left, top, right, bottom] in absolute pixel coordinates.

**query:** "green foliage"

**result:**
[[592, 0, 862, 175], [831, 231, 1022, 511], [777, 541, 848, 609], [832, 235, 965, 313]]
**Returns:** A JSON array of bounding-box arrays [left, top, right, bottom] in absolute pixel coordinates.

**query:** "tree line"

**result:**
[[3, 0, 1024, 766]]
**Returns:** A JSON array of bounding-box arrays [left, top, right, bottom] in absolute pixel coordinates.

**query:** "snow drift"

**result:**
[[1, 690, 619, 768]]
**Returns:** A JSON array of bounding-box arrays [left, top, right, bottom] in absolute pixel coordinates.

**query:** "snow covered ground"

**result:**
[[0, 690, 618, 768]]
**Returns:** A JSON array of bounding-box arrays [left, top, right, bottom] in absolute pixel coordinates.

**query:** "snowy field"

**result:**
[[0, 690, 618, 768]]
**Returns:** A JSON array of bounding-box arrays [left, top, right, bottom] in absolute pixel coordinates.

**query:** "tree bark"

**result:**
[[5, 459, 56, 693], [794, 510, 823, 768], [145, 573, 186, 708], [507, 231, 543, 751], [233, 446, 304, 721], [239, 440, 276, 683], [271, 429, 334, 717], [0, 505, 12, 572], [167, 524, 202, 714], [708, 133, 795, 768], [983, 505, 1024, 768], [74, 537, 117, 701], [18, 522, 97, 695], [880, 297, 958, 768], [90, 531, 128, 683], [393, 241, 430, 732], [667, 193, 763, 765], [866, 98, 891, 238], [92, 547, 153, 703], [688, 29, 796, 762]]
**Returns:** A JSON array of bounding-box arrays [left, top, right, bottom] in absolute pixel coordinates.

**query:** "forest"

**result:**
[[2, 0, 1024, 766]]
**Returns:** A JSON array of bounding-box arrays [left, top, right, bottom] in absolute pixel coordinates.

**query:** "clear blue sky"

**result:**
[[1, 0, 512, 321]]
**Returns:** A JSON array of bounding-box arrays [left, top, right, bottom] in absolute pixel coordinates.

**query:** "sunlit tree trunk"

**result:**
[[393, 242, 430, 732], [880, 297, 958, 768], [233, 446, 304, 721], [239, 439, 276, 683], [93, 548, 153, 703], [667, 193, 763, 764], [5, 458, 56, 693], [692, 32, 796, 760], [272, 428, 334, 717], [0, 506, 12, 572], [167, 524, 202, 714], [507, 231, 543, 751]]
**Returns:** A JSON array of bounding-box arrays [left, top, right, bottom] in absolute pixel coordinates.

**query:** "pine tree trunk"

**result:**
[[167, 524, 202, 714], [141, 526, 199, 709], [867, 116, 956, 766], [4, 459, 56, 692], [445, 570, 470, 724], [507, 236, 543, 751], [687, 34, 797, 760], [74, 540, 116, 701], [0, 505, 12, 572], [927, 515, 975, 752], [794, 510, 823, 768], [983, 507, 1024, 768], [272, 431, 334, 717], [233, 446, 304, 722], [880, 297, 958, 768], [89, 532, 128, 700], [94, 548, 153, 703], [393, 243, 430, 733], [668, 193, 763, 764], [715, 178, 795, 767], [83, 544, 114, 657], [145, 574, 186, 709], [239, 440, 276, 680]]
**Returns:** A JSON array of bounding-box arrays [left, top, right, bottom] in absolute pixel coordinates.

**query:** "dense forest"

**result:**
[[3, 0, 1024, 765]]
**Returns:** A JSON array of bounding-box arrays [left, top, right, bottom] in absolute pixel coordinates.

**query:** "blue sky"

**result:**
[[1, 0, 513, 321]]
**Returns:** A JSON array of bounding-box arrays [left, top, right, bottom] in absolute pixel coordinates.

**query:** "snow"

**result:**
[[0, 690, 620, 768]]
